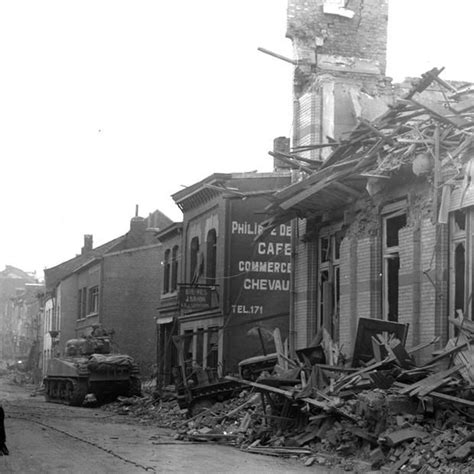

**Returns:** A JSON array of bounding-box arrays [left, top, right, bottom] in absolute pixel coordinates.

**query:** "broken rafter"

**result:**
[[292, 143, 340, 152], [257, 47, 297, 66], [268, 151, 315, 174]]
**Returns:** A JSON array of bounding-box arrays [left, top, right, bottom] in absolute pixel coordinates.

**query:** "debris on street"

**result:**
[[105, 313, 474, 472]]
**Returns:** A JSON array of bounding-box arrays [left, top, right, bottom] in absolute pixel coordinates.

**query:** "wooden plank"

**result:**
[[406, 336, 440, 355], [399, 365, 461, 395], [394, 382, 474, 408], [411, 98, 470, 128], [273, 328, 287, 370], [421, 341, 470, 367], [449, 97, 474, 114], [225, 375, 294, 398]]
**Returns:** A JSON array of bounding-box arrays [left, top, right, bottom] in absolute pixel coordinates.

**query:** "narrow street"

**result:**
[[0, 379, 319, 474]]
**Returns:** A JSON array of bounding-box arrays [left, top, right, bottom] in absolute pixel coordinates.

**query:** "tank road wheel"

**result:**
[[127, 376, 142, 397], [44, 380, 52, 402], [59, 381, 68, 402], [69, 380, 88, 407], [65, 380, 74, 403], [51, 380, 60, 400]]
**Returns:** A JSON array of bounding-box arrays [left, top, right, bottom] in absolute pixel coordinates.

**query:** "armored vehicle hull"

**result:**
[[44, 341, 141, 406]]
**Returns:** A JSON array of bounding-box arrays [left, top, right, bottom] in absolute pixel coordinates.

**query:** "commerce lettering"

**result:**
[[238, 260, 291, 273], [243, 278, 290, 291]]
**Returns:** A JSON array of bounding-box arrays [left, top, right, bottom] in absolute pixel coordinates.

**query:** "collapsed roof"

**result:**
[[259, 67, 474, 238]]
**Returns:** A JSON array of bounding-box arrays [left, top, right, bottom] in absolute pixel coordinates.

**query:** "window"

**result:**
[[190, 237, 201, 284], [88, 286, 99, 314], [382, 208, 407, 322], [449, 208, 474, 324], [206, 327, 219, 370], [206, 229, 217, 285], [163, 249, 171, 293], [317, 227, 342, 339], [196, 328, 204, 366], [171, 245, 179, 292]]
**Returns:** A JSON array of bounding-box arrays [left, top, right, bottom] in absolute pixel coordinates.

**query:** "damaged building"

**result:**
[[258, 0, 474, 362]]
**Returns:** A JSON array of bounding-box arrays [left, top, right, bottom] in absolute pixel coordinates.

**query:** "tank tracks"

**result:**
[[44, 378, 88, 406]]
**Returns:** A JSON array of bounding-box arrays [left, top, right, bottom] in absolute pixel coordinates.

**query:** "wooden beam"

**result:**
[[257, 47, 297, 65]]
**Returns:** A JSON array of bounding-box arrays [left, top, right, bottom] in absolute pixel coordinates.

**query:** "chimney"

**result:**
[[81, 235, 93, 255], [273, 136, 291, 170], [128, 216, 147, 247]]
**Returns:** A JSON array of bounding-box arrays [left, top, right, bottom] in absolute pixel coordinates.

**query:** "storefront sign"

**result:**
[[178, 285, 213, 311]]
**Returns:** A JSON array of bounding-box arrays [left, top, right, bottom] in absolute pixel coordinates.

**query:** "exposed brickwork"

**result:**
[[435, 223, 449, 345], [287, 0, 388, 73], [293, 220, 318, 349], [339, 235, 354, 356], [398, 226, 416, 346]]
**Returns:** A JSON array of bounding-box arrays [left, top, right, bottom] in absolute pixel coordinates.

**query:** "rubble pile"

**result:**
[[102, 389, 187, 429], [174, 317, 474, 472], [103, 316, 474, 472]]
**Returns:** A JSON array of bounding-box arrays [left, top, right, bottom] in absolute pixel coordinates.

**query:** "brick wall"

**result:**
[[293, 219, 317, 349], [101, 245, 163, 376], [339, 235, 355, 355], [287, 0, 388, 73]]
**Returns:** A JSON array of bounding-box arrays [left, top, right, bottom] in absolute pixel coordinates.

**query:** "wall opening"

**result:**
[[449, 207, 473, 327], [382, 207, 406, 322], [190, 237, 200, 283], [206, 229, 217, 285], [317, 226, 341, 340]]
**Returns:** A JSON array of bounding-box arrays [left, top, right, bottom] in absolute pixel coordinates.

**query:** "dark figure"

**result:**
[[0, 405, 9, 455]]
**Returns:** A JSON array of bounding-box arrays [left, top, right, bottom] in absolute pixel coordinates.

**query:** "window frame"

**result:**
[[381, 204, 407, 322], [449, 208, 474, 332], [88, 286, 99, 315], [316, 224, 342, 339]]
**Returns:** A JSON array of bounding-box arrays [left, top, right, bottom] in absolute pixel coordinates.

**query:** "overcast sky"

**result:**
[[1, 0, 473, 278]]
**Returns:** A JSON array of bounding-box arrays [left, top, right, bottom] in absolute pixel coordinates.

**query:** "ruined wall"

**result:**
[[337, 187, 449, 363], [287, 0, 388, 72], [293, 219, 317, 348], [287, 0, 390, 161]]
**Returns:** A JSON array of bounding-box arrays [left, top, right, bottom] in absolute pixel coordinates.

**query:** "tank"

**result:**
[[43, 335, 141, 406]]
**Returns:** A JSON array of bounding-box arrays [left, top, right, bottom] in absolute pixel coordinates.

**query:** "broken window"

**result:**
[[317, 226, 342, 340], [382, 207, 407, 322], [206, 229, 217, 285], [449, 208, 474, 325]]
